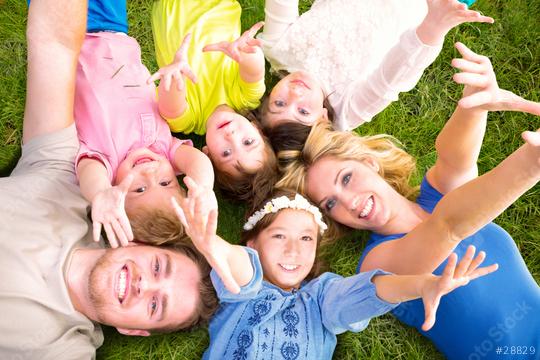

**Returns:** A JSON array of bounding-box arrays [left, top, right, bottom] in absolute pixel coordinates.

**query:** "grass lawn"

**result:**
[[1, 0, 539, 359]]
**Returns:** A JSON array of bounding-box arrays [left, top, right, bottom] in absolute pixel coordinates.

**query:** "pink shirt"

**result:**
[[74, 32, 191, 183]]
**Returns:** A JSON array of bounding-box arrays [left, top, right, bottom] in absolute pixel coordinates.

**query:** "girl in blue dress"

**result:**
[[172, 182, 497, 360], [277, 42, 540, 359]]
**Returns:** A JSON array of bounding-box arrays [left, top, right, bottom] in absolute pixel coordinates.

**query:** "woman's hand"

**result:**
[[147, 33, 198, 92], [420, 245, 498, 331], [91, 174, 134, 248], [172, 177, 240, 294], [452, 42, 540, 115], [203, 22, 264, 63], [417, 0, 494, 45]]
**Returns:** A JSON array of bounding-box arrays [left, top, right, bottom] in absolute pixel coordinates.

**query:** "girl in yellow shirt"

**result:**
[[151, 0, 274, 200]]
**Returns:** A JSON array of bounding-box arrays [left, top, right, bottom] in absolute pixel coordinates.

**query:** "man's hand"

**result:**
[[91, 174, 134, 248], [147, 33, 198, 92], [420, 245, 498, 331]]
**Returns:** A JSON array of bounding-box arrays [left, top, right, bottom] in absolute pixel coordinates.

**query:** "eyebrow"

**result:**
[[318, 168, 344, 208], [159, 254, 172, 322]]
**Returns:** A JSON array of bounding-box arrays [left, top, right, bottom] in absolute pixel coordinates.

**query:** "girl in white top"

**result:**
[[258, 0, 494, 131]]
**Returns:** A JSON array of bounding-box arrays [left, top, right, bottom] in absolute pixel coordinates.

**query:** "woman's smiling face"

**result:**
[[305, 156, 397, 232]]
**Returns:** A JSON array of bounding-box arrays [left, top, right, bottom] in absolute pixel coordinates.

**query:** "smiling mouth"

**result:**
[[133, 157, 155, 167], [359, 196, 374, 219], [117, 265, 129, 303], [218, 120, 232, 130], [279, 263, 300, 272]]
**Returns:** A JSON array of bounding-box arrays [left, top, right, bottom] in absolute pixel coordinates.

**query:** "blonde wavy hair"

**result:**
[[276, 121, 418, 238]]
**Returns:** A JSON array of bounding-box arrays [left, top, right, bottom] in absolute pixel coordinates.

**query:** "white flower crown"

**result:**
[[243, 194, 328, 234]]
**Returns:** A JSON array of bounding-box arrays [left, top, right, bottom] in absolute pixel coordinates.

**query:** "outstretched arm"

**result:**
[[340, 0, 494, 130], [362, 126, 540, 274], [148, 34, 198, 120], [23, 0, 87, 143], [372, 246, 497, 331], [172, 178, 252, 294]]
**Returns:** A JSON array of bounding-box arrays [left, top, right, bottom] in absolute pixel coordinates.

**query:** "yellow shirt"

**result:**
[[152, 0, 265, 135]]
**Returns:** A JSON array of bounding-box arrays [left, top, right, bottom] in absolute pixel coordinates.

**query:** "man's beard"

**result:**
[[88, 249, 118, 324]]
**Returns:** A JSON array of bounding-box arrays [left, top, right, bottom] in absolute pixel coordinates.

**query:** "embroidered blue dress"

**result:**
[[358, 176, 540, 360], [204, 247, 397, 360]]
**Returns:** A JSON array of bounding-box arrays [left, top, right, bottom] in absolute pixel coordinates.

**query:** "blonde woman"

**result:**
[[277, 43, 540, 359]]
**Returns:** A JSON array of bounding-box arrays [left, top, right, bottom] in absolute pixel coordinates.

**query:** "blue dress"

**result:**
[[205, 247, 397, 360], [358, 176, 540, 360]]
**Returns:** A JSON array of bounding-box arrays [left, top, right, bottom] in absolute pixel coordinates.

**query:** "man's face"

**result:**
[[88, 245, 201, 334]]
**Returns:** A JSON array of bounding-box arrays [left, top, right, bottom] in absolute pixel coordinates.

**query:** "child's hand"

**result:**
[[91, 174, 134, 248], [172, 178, 240, 294], [420, 245, 498, 331], [417, 0, 494, 45], [203, 22, 264, 63], [147, 33, 198, 92]]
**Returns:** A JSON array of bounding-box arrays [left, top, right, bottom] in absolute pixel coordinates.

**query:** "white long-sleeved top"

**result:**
[[258, 0, 443, 131]]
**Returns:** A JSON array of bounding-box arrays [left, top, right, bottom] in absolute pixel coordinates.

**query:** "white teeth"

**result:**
[[359, 197, 374, 218], [118, 267, 127, 302], [280, 264, 299, 271]]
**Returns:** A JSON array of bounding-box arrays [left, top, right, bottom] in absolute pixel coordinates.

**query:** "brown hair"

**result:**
[[277, 121, 418, 239], [129, 208, 186, 246], [152, 241, 218, 332], [240, 188, 326, 279], [212, 119, 279, 207]]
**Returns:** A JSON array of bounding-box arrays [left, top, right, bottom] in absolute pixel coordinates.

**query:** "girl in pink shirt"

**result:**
[[75, 31, 216, 248]]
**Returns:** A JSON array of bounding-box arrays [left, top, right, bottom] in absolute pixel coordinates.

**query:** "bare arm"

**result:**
[[173, 145, 214, 190], [148, 34, 198, 120], [23, 0, 87, 144], [372, 246, 497, 331], [172, 180, 252, 294], [362, 127, 540, 274]]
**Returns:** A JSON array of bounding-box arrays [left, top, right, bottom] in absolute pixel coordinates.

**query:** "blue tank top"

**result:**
[[358, 177, 540, 360]]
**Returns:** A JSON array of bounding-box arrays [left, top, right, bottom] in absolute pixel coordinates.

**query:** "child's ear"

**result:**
[[202, 146, 209, 155], [246, 238, 256, 249]]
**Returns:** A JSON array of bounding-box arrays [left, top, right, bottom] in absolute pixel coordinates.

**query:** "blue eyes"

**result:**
[[274, 100, 285, 107], [325, 173, 351, 212], [298, 108, 309, 116], [274, 100, 309, 116]]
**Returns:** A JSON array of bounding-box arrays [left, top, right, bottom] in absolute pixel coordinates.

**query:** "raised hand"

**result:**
[[203, 22, 264, 63], [417, 0, 494, 45], [171, 178, 240, 294], [453, 42, 540, 115], [147, 33, 198, 92], [91, 174, 134, 248], [420, 245, 498, 331]]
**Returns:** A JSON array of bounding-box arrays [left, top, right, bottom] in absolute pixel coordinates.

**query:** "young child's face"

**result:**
[[205, 105, 265, 177], [116, 148, 183, 214], [247, 209, 318, 291], [265, 71, 328, 128]]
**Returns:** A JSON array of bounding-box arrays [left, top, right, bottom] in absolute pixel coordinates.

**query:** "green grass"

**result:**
[[1, 0, 539, 359]]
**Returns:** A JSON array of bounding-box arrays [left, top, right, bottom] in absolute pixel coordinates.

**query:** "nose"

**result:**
[[136, 275, 158, 296], [283, 238, 300, 256], [289, 84, 305, 98], [345, 195, 359, 212]]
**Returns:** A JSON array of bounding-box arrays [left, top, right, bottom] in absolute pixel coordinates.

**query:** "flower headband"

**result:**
[[243, 194, 328, 234]]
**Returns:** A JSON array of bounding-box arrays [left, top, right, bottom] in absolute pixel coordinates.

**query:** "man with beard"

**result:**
[[0, 1, 216, 359]]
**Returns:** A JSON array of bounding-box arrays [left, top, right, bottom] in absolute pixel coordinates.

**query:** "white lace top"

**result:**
[[259, 0, 443, 130]]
